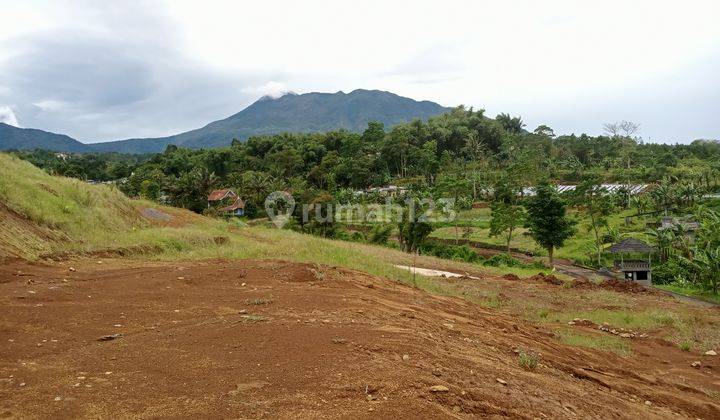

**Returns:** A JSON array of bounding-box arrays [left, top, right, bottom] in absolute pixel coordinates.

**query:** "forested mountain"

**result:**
[[88, 89, 449, 153], [0, 123, 90, 153], [0, 90, 449, 154]]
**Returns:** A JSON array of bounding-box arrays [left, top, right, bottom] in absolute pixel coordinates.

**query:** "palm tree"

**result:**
[[646, 228, 675, 262]]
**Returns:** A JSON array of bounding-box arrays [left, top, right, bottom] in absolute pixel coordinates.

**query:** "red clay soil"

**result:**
[[1, 259, 719, 419]]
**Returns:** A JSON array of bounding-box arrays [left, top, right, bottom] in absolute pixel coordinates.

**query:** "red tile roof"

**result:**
[[207, 189, 237, 202], [219, 198, 245, 212]]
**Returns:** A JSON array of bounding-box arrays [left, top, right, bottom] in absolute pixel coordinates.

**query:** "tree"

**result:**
[[573, 176, 614, 267], [496, 113, 525, 134], [397, 199, 434, 253], [619, 120, 641, 138], [489, 177, 525, 253], [603, 122, 621, 137], [524, 182, 577, 268], [533, 125, 555, 138]]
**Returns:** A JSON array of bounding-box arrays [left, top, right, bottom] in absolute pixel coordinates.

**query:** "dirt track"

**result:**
[[1, 259, 719, 419]]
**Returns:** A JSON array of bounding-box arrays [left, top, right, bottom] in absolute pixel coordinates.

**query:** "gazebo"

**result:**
[[606, 238, 656, 285]]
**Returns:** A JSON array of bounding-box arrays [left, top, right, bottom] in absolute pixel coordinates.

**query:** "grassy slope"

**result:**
[[0, 153, 546, 292]]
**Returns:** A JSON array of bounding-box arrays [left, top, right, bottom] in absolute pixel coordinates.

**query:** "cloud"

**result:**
[[0, 1, 719, 143], [0, 106, 19, 126], [0, 3, 268, 141], [242, 81, 291, 99]]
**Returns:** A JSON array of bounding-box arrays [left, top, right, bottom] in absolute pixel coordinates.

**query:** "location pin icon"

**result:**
[[264, 191, 295, 228]]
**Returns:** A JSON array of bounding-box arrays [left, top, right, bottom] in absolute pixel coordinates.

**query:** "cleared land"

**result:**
[[1, 258, 719, 419]]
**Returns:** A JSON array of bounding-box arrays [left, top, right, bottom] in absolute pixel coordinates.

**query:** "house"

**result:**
[[218, 197, 245, 217], [606, 238, 656, 285], [207, 189, 244, 216]]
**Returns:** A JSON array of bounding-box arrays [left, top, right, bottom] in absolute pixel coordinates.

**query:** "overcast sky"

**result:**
[[0, 0, 718, 143]]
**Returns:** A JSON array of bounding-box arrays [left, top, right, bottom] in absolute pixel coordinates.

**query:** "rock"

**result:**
[[644, 400, 652, 406], [429, 385, 449, 393], [98, 333, 122, 342], [366, 394, 376, 401], [402, 354, 410, 361], [54, 396, 62, 401], [69, 267, 76, 272], [619, 333, 633, 339], [691, 361, 702, 367], [704, 350, 717, 356], [496, 378, 507, 385]]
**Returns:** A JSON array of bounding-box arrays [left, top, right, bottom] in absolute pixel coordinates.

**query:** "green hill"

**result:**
[[0, 123, 90, 153], [89, 89, 449, 153]]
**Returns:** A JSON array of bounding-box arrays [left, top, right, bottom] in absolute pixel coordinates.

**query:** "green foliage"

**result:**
[[489, 177, 525, 252], [397, 202, 434, 253], [524, 181, 577, 266]]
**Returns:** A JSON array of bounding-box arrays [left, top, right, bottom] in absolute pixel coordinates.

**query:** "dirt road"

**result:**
[[1, 259, 719, 418]]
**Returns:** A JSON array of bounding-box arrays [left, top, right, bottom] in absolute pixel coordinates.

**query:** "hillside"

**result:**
[[0, 123, 90, 153], [0, 90, 450, 154]]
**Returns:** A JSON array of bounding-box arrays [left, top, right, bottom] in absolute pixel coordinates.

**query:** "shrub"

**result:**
[[652, 259, 687, 285], [518, 351, 539, 370]]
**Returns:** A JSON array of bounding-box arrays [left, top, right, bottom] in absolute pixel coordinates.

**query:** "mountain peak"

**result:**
[[257, 91, 298, 102]]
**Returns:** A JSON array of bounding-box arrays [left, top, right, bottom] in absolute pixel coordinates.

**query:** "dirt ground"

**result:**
[[1, 259, 719, 419]]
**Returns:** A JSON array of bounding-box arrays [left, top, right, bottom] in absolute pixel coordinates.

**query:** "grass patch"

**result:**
[[518, 351, 539, 370], [249, 298, 272, 305], [557, 330, 631, 356], [656, 284, 720, 305], [546, 309, 680, 330], [240, 315, 267, 323]]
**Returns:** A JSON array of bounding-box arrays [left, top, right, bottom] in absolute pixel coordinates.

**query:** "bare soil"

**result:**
[[1, 259, 719, 419]]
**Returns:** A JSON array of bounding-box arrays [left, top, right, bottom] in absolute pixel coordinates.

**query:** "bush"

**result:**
[[418, 243, 484, 264], [652, 259, 687, 285]]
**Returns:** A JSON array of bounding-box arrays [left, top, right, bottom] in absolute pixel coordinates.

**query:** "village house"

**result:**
[[207, 188, 245, 217]]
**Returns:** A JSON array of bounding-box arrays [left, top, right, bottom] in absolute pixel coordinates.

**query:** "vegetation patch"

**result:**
[[557, 330, 631, 356]]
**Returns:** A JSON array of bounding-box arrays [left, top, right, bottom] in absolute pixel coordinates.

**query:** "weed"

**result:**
[[537, 308, 550, 319], [249, 298, 272, 305], [679, 341, 692, 351], [518, 351, 539, 370]]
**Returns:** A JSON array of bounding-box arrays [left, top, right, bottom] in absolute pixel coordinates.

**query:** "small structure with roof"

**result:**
[[606, 238, 656, 285], [207, 188, 245, 217]]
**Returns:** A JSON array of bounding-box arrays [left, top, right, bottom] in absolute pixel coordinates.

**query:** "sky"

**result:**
[[0, 0, 718, 144]]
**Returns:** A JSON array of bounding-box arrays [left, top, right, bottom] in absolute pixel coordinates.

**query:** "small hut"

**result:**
[[218, 197, 245, 217], [606, 238, 655, 285]]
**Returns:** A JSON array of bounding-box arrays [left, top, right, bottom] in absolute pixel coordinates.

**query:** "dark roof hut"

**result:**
[[606, 238, 655, 254]]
